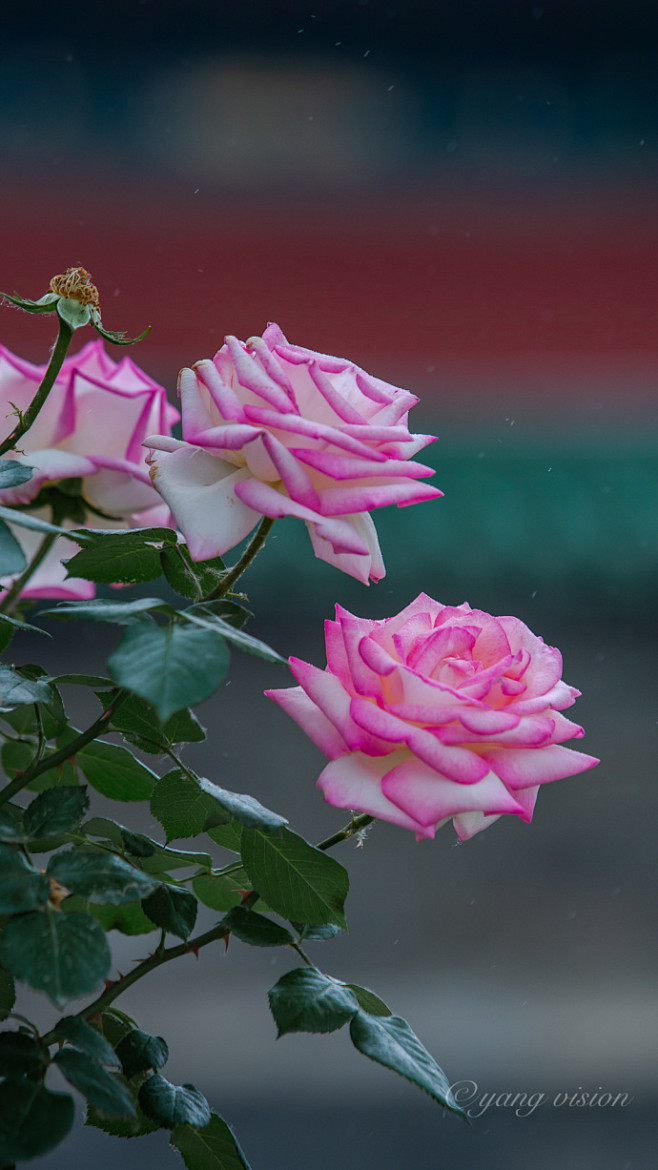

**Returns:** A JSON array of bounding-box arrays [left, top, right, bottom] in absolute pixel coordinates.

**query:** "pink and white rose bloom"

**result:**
[[145, 324, 441, 583], [0, 340, 179, 598], [266, 595, 599, 841]]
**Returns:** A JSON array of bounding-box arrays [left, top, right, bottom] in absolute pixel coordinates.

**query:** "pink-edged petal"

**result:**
[[457, 707, 521, 735], [194, 358, 244, 422], [511, 680, 580, 714], [437, 713, 554, 747], [260, 432, 322, 509], [265, 685, 349, 760], [0, 450, 97, 506], [241, 405, 392, 461], [226, 335, 295, 413], [481, 744, 600, 790], [349, 697, 489, 783], [509, 785, 540, 821], [307, 361, 368, 424], [328, 619, 384, 699], [288, 658, 391, 756], [82, 463, 162, 517], [1, 527, 95, 601], [452, 811, 502, 842], [317, 752, 436, 838], [407, 624, 478, 676], [357, 633, 399, 678], [148, 445, 259, 560], [391, 611, 434, 664], [290, 446, 437, 482], [311, 479, 443, 517], [381, 759, 525, 827], [246, 334, 296, 397]]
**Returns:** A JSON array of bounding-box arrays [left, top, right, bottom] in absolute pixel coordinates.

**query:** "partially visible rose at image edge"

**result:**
[[0, 339, 179, 598], [266, 595, 600, 841], [145, 323, 442, 583]]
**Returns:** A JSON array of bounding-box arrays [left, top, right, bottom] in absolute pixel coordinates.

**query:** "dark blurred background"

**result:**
[[2, 1, 656, 1166]]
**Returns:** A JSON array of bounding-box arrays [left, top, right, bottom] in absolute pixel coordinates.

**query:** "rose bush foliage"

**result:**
[[0, 340, 179, 597], [145, 323, 441, 583], [267, 595, 599, 841]]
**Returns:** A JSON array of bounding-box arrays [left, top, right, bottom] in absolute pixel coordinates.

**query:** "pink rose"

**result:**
[[266, 596, 599, 841], [0, 340, 179, 598], [145, 324, 441, 583]]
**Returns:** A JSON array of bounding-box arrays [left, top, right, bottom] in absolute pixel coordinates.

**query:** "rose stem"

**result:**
[[0, 317, 74, 458]]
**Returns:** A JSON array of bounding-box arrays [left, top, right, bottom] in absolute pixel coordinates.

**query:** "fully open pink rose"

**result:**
[[0, 340, 179, 598], [145, 324, 441, 583], [266, 596, 599, 841]]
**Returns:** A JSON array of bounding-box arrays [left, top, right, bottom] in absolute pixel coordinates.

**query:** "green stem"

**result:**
[[41, 920, 233, 1044], [205, 515, 275, 600], [0, 532, 57, 615], [0, 317, 74, 458], [316, 813, 375, 852], [36, 810, 372, 1046], [0, 690, 128, 807]]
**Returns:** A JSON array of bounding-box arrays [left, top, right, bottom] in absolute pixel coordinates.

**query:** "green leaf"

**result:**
[[137, 842, 212, 875], [54, 1047, 136, 1116], [47, 849, 160, 904], [206, 821, 243, 853], [268, 968, 359, 1037], [23, 784, 89, 839], [92, 320, 151, 347], [0, 965, 16, 1014], [109, 621, 230, 722], [64, 897, 159, 936], [161, 543, 226, 601], [345, 984, 392, 1018], [76, 739, 158, 801], [139, 1075, 211, 1130], [292, 922, 342, 942], [82, 820, 212, 873], [54, 1016, 119, 1066], [1, 740, 34, 782], [0, 1079, 74, 1163], [221, 907, 294, 948], [1, 907, 111, 1007], [0, 807, 25, 843], [171, 1112, 252, 1170], [196, 778, 288, 835], [198, 598, 252, 629], [241, 827, 348, 928], [0, 609, 48, 637], [64, 531, 171, 584], [164, 707, 206, 745], [0, 843, 50, 912], [115, 1029, 169, 1078], [0, 517, 27, 575], [53, 672, 114, 687], [0, 663, 58, 710], [85, 1068, 159, 1138], [151, 770, 217, 841], [1, 290, 59, 313], [349, 1012, 465, 1116], [0, 504, 87, 539], [48, 597, 173, 623], [192, 874, 242, 913], [0, 1031, 44, 1076], [182, 605, 286, 663], [0, 458, 34, 488], [106, 693, 205, 754], [141, 884, 198, 939]]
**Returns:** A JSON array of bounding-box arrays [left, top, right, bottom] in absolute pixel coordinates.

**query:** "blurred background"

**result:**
[[2, 1, 656, 1166]]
